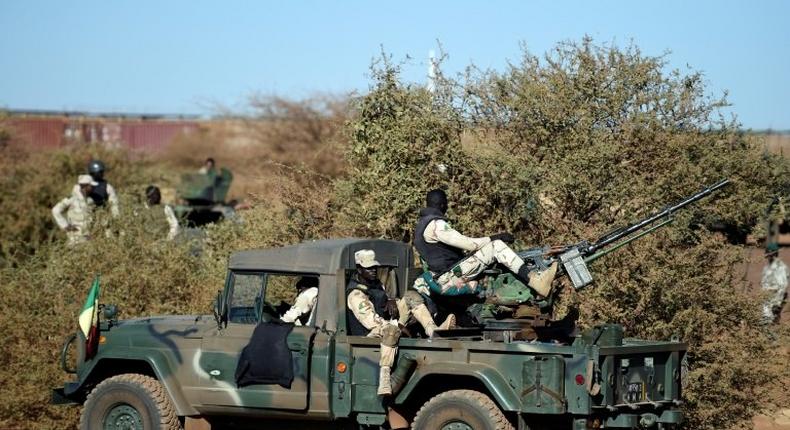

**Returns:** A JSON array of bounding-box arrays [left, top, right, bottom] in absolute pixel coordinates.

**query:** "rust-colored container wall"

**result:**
[[8, 117, 68, 148], [6, 112, 201, 151]]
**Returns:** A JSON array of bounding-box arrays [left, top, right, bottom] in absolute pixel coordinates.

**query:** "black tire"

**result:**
[[412, 389, 514, 430], [80, 373, 181, 430]]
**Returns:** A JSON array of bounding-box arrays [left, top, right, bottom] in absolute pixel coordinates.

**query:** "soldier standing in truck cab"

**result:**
[[86, 160, 119, 218], [280, 277, 319, 325], [414, 189, 557, 298], [347, 249, 455, 396]]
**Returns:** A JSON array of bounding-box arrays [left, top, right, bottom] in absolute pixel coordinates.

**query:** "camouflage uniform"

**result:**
[[422, 219, 523, 293], [347, 249, 455, 395], [347, 282, 401, 396], [52, 177, 95, 246], [281, 287, 318, 326], [761, 257, 789, 323], [74, 182, 119, 217]]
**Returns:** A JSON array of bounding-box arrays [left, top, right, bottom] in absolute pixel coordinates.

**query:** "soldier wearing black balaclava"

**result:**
[[414, 189, 557, 298]]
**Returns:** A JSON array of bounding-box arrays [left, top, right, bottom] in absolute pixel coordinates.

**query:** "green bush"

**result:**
[[332, 40, 789, 429], [0, 143, 167, 267], [1, 39, 788, 429]]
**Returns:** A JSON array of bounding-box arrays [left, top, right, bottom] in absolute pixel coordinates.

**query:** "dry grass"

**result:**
[[2, 42, 790, 429]]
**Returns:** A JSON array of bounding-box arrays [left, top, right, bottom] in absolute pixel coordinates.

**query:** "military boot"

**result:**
[[377, 366, 392, 396], [517, 261, 558, 298], [412, 304, 455, 337]]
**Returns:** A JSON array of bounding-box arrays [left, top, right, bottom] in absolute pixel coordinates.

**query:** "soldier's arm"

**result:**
[[107, 184, 120, 218], [164, 205, 179, 241], [429, 219, 491, 252], [347, 289, 386, 330], [281, 287, 318, 323], [51, 197, 71, 230]]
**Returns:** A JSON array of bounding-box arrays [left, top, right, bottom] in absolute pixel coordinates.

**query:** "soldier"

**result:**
[[143, 186, 180, 241], [761, 242, 788, 324], [199, 157, 216, 175], [414, 189, 557, 298], [52, 175, 96, 245], [280, 277, 319, 325], [86, 160, 120, 218], [347, 249, 454, 396]]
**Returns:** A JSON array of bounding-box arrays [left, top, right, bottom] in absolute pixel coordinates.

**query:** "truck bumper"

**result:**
[[572, 409, 683, 429]]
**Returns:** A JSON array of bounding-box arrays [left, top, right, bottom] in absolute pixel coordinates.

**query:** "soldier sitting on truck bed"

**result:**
[[347, 249, 455, 396], [414, 189, 557, 298]]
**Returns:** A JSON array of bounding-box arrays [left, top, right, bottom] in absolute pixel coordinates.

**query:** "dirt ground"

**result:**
[[740, 246, 790, 430]]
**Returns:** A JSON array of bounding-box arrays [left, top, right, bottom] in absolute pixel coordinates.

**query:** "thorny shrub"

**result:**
[[334, 40, 790, 429], [1, 39, 789, 429]]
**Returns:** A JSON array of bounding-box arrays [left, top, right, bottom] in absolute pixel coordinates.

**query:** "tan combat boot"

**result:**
[[412, 304, 456, 337], [527, 261, 558, 298], [378, 366, 392, 396]]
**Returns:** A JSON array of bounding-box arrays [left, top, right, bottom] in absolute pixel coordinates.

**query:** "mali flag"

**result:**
[[79, 276, 100, 359]]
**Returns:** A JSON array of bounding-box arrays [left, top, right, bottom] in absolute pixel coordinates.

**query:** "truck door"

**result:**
[[197, 271, 316, 411]]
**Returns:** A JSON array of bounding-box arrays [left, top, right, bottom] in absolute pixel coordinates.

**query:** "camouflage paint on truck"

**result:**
[[54, 239, 686, 430]]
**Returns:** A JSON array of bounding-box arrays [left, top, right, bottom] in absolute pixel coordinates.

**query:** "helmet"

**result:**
[[87, 160, 105, 179], [145, 185, 161, 205]]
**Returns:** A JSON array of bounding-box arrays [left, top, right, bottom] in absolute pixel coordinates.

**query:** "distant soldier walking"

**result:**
[[52, 175, 96, 245], [761, 242, 788, 324]]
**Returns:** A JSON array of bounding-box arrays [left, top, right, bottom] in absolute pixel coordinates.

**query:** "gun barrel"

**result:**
[[586, 179, 730, 254]]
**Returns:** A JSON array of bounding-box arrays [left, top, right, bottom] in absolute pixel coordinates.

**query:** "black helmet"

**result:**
[[87, 160, 105, 179], [145, 185, 162, 205]]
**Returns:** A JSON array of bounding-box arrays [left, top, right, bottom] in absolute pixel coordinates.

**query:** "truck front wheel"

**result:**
[[412, 389, 514, 430], [80, 373, 181, 430]]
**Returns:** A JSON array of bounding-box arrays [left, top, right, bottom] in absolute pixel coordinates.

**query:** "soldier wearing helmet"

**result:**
[[85, 160, 120, 218]]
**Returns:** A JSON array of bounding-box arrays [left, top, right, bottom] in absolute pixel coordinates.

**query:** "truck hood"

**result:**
[[116, 315, 212, 326]]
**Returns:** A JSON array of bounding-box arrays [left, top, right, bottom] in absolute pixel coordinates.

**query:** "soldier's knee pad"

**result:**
[[490, 239, 509, 252], [381, 323, 400, 347], [402, 290, 424, 308]]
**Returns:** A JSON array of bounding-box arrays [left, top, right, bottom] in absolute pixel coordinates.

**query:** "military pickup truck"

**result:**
[[54, 239, 686, 430]]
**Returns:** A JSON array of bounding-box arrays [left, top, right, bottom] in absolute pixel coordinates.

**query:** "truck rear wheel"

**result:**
[[412, 389, 514, 430], [80, 373, 181, 430]]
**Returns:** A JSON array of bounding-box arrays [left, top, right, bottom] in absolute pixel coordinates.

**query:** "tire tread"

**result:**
[[80, 373, 181, 430], [412, 389, 514, 430]]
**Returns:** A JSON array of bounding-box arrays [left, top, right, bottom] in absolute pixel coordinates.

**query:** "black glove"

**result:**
[[398, 323, 413, 338], [490, 232, 515, 244], [385, 299, 400, 320]]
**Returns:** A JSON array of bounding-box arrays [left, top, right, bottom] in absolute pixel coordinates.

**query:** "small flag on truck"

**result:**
[[79, 276, 100, 359]]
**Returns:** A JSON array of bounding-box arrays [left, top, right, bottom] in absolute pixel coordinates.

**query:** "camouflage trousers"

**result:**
[[366, 322, 400, 367], [434, 239, 524, 295]]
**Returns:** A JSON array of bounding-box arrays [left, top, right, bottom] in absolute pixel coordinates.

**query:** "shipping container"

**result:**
[[5, 110, 202, 151]]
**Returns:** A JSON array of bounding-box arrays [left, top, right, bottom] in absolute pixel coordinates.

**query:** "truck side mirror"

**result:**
[[213, 290, 226, 329]]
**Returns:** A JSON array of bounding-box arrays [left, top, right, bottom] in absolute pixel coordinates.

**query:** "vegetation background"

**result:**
[[1, 38, 788, 429]]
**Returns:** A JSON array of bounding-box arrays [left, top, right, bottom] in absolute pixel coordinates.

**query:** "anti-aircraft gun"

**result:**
[[438, 179, 731, 341], [173, 167, 238, 227]]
